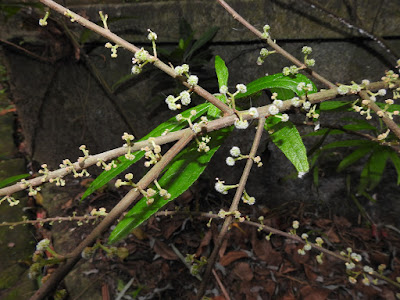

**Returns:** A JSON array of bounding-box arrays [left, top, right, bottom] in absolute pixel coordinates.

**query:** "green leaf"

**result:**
[[337, 146, 373, 172], [304, 128, 345, 137], [0, 173, 30, 189], [236, 73, 317, 100], [342, 122, 376, 131], [207, 94, 227, 119], [320, 101, 351, 111], [358, 147, 389, 192], [184, 26, 219, 61], [376, 102, 400, 113], [81, 103, 211, 200], [269, 87, 294, 100], [322, 140, 373, 150], [388, 150, 400, 185], [214, 55, 229, 88], [108, 127, 232, 243], [265, 118, 309, 173]]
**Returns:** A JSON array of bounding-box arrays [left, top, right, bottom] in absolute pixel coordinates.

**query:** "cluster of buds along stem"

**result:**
[[217, 209, 245, 222], [141, 138, 162, 167], [225, 146, 262, 167], [131, 47, 154, 75], [302, 46, 315, 67], [59, 159, 90, 178], [0, 195, 19, 207], [122, 132, 136, 160], [257, 48, 276, 65], [19, 179, 41, 196], [219, 83, 247, 112]]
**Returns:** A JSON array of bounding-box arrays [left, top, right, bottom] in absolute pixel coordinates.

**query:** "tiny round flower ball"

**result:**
[[175, 66, 184, 75], [248, 107, 259, 118], [234, 119, 249, 129], [297, 82, 305, 91], [292, 220, 299, 229], [303, 101, 311, 110], [236, 84, 247, 93], [230, 146, 241, 157], [260, 48, 269, 57], [165, 95, 175, 104], [226, 157, 235, 166], [181, 64, 189, 73], [301, 233, 308, 240], [268, 104, 279, 115], [176, 114, 183, 121], [219, 85, 228, 94], [378, 89, 387, 96], [147, 30, 157, 41], [337, 85, 349, 95], [304, 244, 312, 251], [125, 173, 133, 180], [362, 79, 370, 86], [180, 91, 191, 105], [36, 239, 50, 251], [273, 99, 283, 108], [131, 65, 142, 74], [291, 97, 301, 107], [281, 114, 289, 122], [187, 75, 198, 86], [263, 24, 270, 32], [302, 46, 312, 55], [247, 196, 255, 205], [215, 181, 227, 194]]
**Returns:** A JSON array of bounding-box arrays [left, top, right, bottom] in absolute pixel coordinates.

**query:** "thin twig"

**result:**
[[39, 0, 234, 116], [196, 117, 266, 299], [30, 131, 194, 300], [155, 210, 400, 290], [300, 0, 399, 61], [212, 269, 231, 300], [216, 0, 336, 89]]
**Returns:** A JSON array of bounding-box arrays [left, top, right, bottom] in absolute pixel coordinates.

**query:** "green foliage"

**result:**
[[82, 103, 211, 200], [109, 127, 232, 243]]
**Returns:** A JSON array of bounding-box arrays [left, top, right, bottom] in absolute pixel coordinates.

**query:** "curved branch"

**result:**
[[216, 0, 336, 89]]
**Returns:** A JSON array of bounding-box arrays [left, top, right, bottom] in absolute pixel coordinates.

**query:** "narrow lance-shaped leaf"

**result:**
[[358, 146, 389, 192], [265, 118, 309, 174], [0, 173, 30, 189], [337, 146, 373, 172], [109, 127, 232, 243], [82, 103, 211, 200]]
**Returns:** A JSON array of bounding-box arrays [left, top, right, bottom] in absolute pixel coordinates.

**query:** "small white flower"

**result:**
[[346, 262, 355, 270], [215, 181, 227, 194], [291, 97, 301, 107], [36, 239, 50, 251], [187, 75, 198, 86], [303, 101, 311, 110], [314, 122, 320, 131], [363, 266, 374, 274], [263, 24, 270, 32], [281, 114, 289, 122], [165, 95, 175, 104], [297, 82, 306, 91], [135, 48, 149, 62], [361, 79, 370, 86], [131, 65, 142, 74], [234, 119, 249, 129], [304, 244, 312, 251], [268, 105, 279, 115], [226, 157, 235, 166], [192, 123, 202, 133], [301, 233, 308, 239], [147, 30, 157, 41], [218, 209, 227, 218], [337, 85, 349, 95], [176, 114, 183, 121], [180, 91, 191, 105], [378, 89, 387, 96], [236, 84, 247, 93], [292, 220, 299, 229], [302, 46, 312, 55], [248, 107, 259, 118], [175, 66, 184, 75], [181, 64, 189, 73], [273, 99, 283, 108], [230, 146, 241, 157], [219, 85, 228, 94]]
